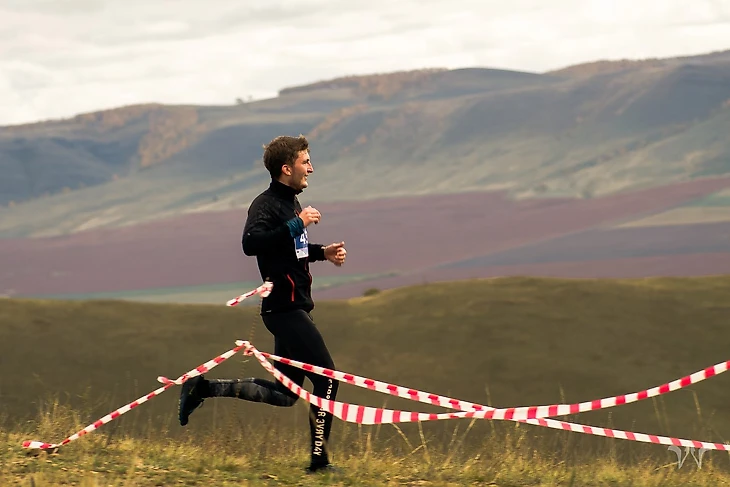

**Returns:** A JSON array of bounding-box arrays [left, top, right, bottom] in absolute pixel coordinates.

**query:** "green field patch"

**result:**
[[683, 187, 730, 207], [24, 272, 395, 305]]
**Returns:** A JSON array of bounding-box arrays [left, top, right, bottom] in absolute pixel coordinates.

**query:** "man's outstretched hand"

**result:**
[[324, 241, 347, 266]]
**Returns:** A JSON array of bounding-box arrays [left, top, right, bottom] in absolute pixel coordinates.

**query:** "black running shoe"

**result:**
[[178, 375, 207, 426]]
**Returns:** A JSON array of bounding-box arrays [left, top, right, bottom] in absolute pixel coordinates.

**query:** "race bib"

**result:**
[[295, 228, 309, 259]]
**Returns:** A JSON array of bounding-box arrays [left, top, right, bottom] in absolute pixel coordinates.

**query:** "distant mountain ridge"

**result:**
[[547, 48, 730, 77], [1, 48, 729, 238]]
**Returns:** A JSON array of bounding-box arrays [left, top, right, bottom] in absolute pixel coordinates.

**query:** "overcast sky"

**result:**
[[1, 0, 729, 126]]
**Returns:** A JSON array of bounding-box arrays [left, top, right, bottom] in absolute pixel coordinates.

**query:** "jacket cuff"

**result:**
[[309, 243, 326, 261], [286, 216, 305, 237]]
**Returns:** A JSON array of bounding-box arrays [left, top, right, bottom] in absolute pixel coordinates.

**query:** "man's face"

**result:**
[[282, 150, 313, 191]]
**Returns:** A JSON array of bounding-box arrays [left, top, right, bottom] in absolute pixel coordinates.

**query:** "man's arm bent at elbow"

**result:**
[[242, 206, 305, 256]]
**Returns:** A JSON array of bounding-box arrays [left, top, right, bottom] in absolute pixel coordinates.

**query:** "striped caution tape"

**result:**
[[249, 345, 730, 421], [22, 283, 270, 451], [238, 340, 730, 451], [226, 281, 272, 306], [22, 342, 247, 451]]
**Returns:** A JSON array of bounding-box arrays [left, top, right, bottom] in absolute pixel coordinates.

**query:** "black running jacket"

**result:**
[[241, 179, 326, 314]]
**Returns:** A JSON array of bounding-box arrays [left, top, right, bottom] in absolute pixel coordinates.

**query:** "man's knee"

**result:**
[[274, 385, 299, 407], [281, 394, 298, 407]]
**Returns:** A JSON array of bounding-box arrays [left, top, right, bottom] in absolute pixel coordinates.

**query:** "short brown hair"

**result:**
[[262, 135, 309, 179]]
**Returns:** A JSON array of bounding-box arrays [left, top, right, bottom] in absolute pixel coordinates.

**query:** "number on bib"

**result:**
[[295, 228, 309, 259]]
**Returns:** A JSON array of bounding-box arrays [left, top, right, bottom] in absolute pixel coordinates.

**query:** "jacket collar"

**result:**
[[269, 178, 300, 200]]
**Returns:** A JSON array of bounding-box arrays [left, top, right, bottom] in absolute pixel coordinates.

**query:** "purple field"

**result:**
[[2, 176, 730, 299]]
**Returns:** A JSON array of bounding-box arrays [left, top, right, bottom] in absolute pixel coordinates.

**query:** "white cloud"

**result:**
[[0, 0, 729, 125]]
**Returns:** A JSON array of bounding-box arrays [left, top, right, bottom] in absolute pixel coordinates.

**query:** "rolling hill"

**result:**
[[1, 49, 730, 239], [3, 49, 730, 302], [3, 276, 730, 454]]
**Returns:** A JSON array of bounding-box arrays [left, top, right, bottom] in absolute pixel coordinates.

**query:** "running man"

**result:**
[[178, 135, 346, 473]]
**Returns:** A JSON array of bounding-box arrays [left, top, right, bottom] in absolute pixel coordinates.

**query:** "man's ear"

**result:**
[[281, 164, 291, 176]]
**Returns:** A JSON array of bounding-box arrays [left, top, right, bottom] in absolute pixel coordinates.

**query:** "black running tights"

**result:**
[[207, 309, 338, 468]]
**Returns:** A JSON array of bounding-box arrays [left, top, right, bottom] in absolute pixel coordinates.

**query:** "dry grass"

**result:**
[[4, 399, 730, 486]]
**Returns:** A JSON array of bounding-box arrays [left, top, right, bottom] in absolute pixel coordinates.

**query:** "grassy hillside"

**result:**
[[2, 50, 730, 238], [307, 62, 730, 202], [4, 275, 730, 465]]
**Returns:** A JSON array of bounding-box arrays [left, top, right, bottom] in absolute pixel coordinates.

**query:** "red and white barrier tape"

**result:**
[[252, 346, 730, 421], [226, 281, 272, 306], [238, 341, 730, 451], [22, 284, 270, 451]]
